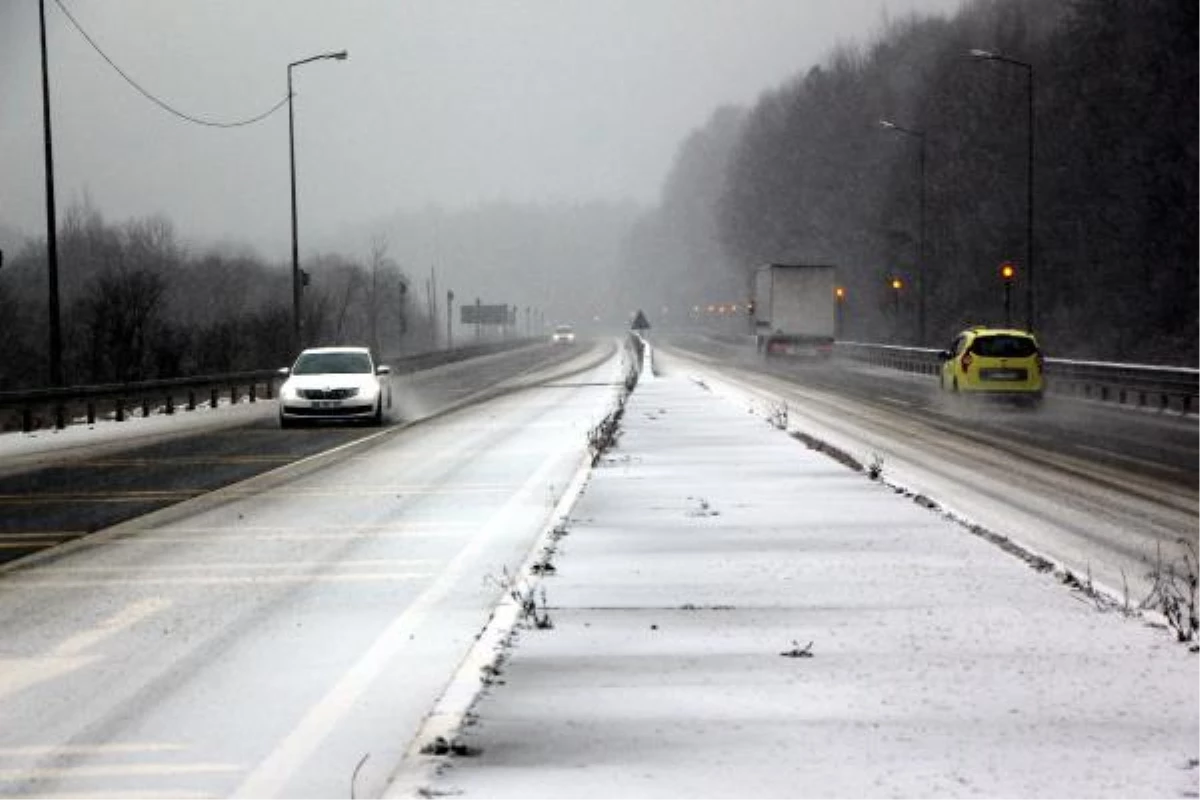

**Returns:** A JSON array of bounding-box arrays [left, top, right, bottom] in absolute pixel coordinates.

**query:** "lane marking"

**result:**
[[0, 762, 241, 781], [1072, 442, 1192, 475], [231, 437, 576, 799], [0, 656, 99, 703], [105, 531, 463, 545], [31, 559, 434, 574], [16, 792, 211, 799], [75, 455, 294, 467], [0, 743, 185, 757], [878, 395, 915, 407], [0, 485, 515, 505], [52, 597, 172, 658], [8, 573, 432, 590]]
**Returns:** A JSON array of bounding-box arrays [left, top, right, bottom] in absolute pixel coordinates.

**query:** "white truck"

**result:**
[[752, 263, 837, 357]]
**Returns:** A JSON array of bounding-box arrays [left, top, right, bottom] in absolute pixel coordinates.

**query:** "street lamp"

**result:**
[[879, 119, 927, 345], [834, 286, 846, 339], [968, 48, 1034, 332], [288, 49, 347, 354], [1000, 261, 1016, 327], [890, 276, 904, 324]]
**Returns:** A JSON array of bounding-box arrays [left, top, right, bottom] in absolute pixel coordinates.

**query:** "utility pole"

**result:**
[[446, 289, 454, 349], [39, 0, 63, 387]]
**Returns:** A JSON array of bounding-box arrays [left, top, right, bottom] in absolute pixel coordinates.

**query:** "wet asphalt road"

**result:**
[[661, 331, 1198, 487], [0, 342, 626, 799], [0, 341, 609, 566]]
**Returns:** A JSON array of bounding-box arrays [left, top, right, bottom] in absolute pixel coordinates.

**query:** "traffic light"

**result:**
[[1000, 262, 1016, 282], [890, 277, 904, 291], [835, 286, 846, 301]]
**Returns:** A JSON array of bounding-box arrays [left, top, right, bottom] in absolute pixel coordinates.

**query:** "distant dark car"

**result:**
[[278, 347, 391, 427]]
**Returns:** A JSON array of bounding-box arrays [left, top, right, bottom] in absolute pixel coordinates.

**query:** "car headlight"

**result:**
[[280, 382, 298, 401]]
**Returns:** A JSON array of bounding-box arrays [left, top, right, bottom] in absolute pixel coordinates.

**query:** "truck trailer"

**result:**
[[752, 263, 837, 357]]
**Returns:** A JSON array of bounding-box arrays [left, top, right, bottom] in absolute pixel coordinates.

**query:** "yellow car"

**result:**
[[938, 327, 1044, 404]]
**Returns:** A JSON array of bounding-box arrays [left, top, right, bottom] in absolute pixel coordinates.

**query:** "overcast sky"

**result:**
[[0, 0, 962, 257]]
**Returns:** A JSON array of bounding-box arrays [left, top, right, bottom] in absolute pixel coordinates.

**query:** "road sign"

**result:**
[[461, 303, 510, 325]]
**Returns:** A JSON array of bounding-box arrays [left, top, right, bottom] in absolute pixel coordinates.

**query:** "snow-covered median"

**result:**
[[398, 360, 1197, 799]]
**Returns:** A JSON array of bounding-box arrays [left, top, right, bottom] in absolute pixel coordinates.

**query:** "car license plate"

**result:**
[[313, 400, 341, 408], [982, 369, 1024, 381]]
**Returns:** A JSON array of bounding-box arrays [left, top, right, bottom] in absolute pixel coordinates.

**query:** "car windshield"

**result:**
[[970, 335, 1038, 358], [292, 352, 373, 375], [555, 326, 573, 334]]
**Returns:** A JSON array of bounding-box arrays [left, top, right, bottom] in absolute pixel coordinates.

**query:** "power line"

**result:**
[[52, 0, 288, 129]]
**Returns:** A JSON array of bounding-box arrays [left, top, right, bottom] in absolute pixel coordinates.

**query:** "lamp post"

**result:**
[[288, 49, 347, 354], [834, 286, 846, 340], [38, 0, 63, 386], [1000, 261, 1016, 327], [968, 49, 1034, 332], [879, 119, 926, 345], [890, 277, 904, 337]]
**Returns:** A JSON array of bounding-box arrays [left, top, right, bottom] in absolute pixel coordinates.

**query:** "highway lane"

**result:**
[[664, 331, 1197, 484], [0, 340, 611, 567], [654, 334, 1198, 604], [0, 340, 629, 798]]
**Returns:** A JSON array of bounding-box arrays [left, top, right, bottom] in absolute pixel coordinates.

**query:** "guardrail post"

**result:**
[[22, 407, 33, 433], [249, 383, 257, 403], [210, 388, 219, 410], [165, 393, 174, 415], [187, 390, 196, 411], [54, 405, 65, 429], [87, 402, 95, 425], [265, 379, 274, 400], [115, 399, 125, 422], [230, 385, 239, 405], [141, 397, 151, 417]]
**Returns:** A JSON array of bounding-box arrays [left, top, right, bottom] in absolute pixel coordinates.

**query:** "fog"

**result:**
[[1, 1, 959, 267]]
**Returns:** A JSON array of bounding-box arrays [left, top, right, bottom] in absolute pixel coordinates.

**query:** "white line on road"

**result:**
[[52, 597, 170, 658], [0, 743, 185, 757], [9, 573, 432, 590], [1071, 442, 1191, 474], [0, 762, 242, 781], [230, 441, 582, 799]]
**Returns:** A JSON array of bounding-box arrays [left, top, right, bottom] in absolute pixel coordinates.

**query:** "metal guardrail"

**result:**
[[0, 370, 281, 433], [834, 341, 1199, 414], [0, 339, 540, 434]]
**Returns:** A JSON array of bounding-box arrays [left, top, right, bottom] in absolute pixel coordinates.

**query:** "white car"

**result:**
[[551, 324, 575, 344], [278, 347, 391, 428]]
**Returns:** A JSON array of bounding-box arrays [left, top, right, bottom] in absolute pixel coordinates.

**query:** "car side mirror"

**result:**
[[937, 350, 951, 362], [376, 365, 391, 376], [278, 367, 291, 376]]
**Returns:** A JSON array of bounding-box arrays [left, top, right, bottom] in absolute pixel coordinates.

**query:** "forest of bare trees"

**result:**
[[0, 201, 433, 390], [624, 0, 1196, 363]]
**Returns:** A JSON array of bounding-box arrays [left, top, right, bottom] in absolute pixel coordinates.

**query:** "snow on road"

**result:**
[[401, 350, 1198, 799]]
